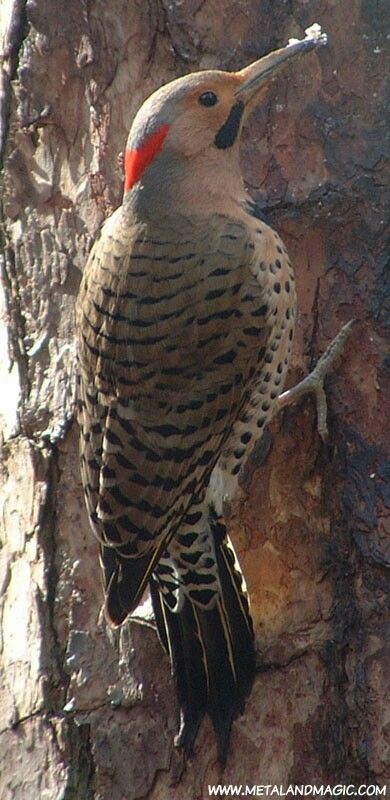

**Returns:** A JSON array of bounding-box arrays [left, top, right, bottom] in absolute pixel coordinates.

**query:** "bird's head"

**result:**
[[124, 29, 327, 213]]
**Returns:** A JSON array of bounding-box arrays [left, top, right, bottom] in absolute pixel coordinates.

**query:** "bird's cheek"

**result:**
[[168, 115, 215, 158]]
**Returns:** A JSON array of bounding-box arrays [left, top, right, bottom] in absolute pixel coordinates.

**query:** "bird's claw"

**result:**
[[277, 319, 357, 442]]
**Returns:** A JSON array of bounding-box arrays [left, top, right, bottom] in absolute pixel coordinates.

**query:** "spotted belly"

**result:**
[[208, 225, 297, 513]]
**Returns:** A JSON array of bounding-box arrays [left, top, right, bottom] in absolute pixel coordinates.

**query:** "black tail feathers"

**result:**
[[150, 516, 256, 762], [102, 545, 154, 626]]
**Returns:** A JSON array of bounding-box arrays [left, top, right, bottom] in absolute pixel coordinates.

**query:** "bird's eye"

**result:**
[[199, 91, 218, 107]]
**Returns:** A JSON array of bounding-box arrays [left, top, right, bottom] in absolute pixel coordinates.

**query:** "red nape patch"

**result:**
[[124, 124, 170, 192]]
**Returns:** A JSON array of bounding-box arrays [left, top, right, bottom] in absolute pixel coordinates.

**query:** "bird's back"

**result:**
[[76, 206, 273, 567], [76, 198, 296, 757]]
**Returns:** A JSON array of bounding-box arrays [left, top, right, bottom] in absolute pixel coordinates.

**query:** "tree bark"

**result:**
[[0, 2, 388, 798]]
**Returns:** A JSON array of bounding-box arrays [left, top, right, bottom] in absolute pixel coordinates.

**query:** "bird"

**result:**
[[75, 28, 327, 762]]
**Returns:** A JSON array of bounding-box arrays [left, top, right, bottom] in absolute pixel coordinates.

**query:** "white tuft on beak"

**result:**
[[235, 23, 328, 102], [288, 23, 328, 48]]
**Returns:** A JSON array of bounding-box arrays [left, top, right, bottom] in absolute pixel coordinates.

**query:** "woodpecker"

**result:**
[[76, 28, 327, 761]]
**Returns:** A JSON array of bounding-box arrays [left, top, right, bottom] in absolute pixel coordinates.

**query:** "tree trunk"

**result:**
[[0, 2, 388, 798]]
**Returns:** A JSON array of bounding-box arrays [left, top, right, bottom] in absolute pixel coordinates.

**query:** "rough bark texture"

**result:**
[[0, 1, 389, 798]]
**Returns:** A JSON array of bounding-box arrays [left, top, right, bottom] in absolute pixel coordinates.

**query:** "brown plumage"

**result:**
[[76, 29, 326, 761]]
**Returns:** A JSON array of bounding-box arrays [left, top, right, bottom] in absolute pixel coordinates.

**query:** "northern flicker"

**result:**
[[76, 28, 329, 760]]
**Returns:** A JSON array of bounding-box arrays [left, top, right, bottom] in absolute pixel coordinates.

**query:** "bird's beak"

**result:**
[[235, 27, 327, 106]]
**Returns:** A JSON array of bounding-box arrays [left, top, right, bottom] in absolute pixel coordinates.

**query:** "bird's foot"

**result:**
[[277, 319, 356, 442]]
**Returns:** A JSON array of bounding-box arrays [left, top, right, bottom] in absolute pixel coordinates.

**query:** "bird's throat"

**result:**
[[124, 124, 170, 192]]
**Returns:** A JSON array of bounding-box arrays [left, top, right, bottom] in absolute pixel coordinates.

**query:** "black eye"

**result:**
[[199, 91, 218, 107]]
